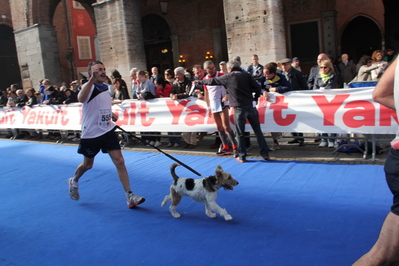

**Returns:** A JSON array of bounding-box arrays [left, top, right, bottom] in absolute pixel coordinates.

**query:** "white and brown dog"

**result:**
[[161, 163, 238, 220]]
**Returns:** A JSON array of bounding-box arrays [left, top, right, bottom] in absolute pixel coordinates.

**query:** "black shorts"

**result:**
[[77, 128, 120, 158], [384, 148, 399, 215]]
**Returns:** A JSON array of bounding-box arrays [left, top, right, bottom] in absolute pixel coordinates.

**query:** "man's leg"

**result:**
[[108, 149, 130, 191], [72, 156, 94, 182], [353, 212, 399, 265], [233, 107, 247, 160], [247, 107, 269, 158], [108, 149, 145, 208]]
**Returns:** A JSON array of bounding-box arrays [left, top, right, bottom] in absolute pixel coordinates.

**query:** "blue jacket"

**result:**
[[262, 73, 292, 94]]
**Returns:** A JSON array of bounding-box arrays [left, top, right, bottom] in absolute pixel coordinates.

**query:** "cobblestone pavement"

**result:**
[[5, 131, 390, 166]]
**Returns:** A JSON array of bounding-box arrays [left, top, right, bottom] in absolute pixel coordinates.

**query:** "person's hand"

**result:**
[[171, 94, 178, 100], [269, 87, 277, 92]]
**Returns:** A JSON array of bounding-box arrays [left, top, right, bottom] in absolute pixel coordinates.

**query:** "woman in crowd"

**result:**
[[313, 59, 339, 148], [112, 78, 130, 102], [352, 55, 388, 82], [164, 69, 175, 84], [370, 50, 387, 80]]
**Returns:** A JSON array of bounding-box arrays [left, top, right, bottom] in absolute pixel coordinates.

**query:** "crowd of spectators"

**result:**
[[1, 47, 396, 155]]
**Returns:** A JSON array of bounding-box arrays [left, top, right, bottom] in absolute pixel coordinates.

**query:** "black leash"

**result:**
[[115, 126, 203, 177]]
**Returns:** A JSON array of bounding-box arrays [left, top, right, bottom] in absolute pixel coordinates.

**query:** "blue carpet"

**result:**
[[0, 140, 391, 266]]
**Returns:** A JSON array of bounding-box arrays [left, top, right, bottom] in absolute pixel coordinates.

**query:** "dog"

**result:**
[[161, 163, 238, 220]]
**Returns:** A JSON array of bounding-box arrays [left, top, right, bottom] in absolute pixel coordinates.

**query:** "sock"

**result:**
[[125, 190, 133, 197], [72, 180, 79, 187]]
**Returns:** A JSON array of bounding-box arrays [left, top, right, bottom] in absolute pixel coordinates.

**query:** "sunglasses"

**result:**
[[319, 66, 329, 69], [164, 73, 171, 75]]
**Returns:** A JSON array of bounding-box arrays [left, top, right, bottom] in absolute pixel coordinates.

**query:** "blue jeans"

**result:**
[[234, 105, 269, 159]]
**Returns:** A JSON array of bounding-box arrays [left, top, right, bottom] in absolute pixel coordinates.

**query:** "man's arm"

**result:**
[[372, 57, 397, 110]]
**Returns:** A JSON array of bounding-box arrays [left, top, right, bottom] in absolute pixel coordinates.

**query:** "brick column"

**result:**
[[222, 0, 286, 67], [93, 0, 146, 80], [321, 10, 338, 57], [14, 24, 63, 89]]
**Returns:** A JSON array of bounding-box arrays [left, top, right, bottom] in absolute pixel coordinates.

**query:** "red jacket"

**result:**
[[156, 83, 173, 98]]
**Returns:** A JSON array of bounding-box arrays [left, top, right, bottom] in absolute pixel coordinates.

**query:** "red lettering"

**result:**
[[343, 100, 375, 128], [184, 104, 207, 126], [137, 102, 155, 127], [166, 100, 189, 125], [312, 94, 350, 125], [269, 96, 296, 126], [115, 102, 137, 126], [379, 104, 399, 126]]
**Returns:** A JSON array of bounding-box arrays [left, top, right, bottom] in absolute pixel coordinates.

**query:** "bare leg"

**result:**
[[108, 149, 130, 191], [353, 212, 399, 265], [73, 156, 94, 182]]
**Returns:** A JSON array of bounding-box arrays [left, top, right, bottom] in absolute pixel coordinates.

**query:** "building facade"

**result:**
[[1, 0, 397, 90]]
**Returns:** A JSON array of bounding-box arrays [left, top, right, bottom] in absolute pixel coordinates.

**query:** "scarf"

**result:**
[[320, 72, 331, 83]]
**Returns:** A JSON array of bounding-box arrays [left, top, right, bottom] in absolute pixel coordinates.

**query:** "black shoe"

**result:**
[[287, 139, 299, 144], [298, 140, 304, 147]]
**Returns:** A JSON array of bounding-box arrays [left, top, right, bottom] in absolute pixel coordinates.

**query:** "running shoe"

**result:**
[[68, 178, 79, 200], [233, 148, 238, 158], [217, 148, 232, 156], [127, 193, 145, 209]]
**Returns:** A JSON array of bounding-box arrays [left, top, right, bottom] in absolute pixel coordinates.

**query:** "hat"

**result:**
[[219, 61, 227, 65], [292, 57, 300, 62], [46, 86, 55, 92], [280, 58, 292, 64], [70, 80, 78, 86]]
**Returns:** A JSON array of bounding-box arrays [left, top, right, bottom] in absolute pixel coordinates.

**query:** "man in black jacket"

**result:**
[[197, 60, 270, 162], [280, 58, 307, 146]]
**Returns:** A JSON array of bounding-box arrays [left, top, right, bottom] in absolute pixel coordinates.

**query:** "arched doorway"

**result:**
[[141, 14, 173, 73], [340, 16, 382, 63], [0, 24, 21, 91]]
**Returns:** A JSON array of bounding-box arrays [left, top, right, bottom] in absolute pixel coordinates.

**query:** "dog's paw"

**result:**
[[224, 215, 233, 221], [207, 213, 217, 218]]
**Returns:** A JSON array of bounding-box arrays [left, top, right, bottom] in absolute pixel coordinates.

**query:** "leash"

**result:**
[[115, 125, 203, 177]]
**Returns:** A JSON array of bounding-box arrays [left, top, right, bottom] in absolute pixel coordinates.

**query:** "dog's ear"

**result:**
[[215, 165, 224, 177]]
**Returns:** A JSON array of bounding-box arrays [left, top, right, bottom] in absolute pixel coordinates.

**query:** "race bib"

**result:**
[[98, 108, 112, 128]]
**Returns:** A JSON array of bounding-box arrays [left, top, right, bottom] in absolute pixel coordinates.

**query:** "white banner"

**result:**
[[0, 87, 397, 134]]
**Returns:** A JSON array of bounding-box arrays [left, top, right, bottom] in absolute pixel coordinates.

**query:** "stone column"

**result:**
[[222, 0, 286, 68], [93, 0, 146, 81], [321, 10, 337, 57], [14, 24, 63, 89]]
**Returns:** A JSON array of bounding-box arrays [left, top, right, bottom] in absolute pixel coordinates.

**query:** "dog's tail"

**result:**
[[170, 163, 180, 185]]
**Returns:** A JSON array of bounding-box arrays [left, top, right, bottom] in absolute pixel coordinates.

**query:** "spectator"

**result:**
[[351, 55, 388, 82], [219, 61, 228, 74], [136, 70, 156, 100], [63, 89, 78, 104], [338, 53, 357, 86], [371, 50, 387, 80], [25, 88, 38, 107], [313, 59, 339, 148], [150, 67, 162, 83], [164, 69, 175, 84], [0, 90, 7, 106], [307, 53, 330, 90], [263, 62, 292, 150], [383, 47, 397, 63], [203, 60, 238, 156], [247, 54, 264, 84], [197, 60, 270, 162], [291, 57, 302, 72], [129, 67, 139, 99], [280, 58, 307, 147], [154, 76, 173, 98], [112, 78, 130, 102], [16, 89, 29, 107]]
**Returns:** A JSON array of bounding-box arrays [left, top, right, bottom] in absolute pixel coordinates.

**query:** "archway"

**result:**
[[340, 16, 382, 63], [0, 24, 21, 91], [141, 14, 173, 73]]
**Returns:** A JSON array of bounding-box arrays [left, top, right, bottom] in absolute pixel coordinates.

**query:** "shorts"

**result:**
[[384, 148, 399, 215], [77, 128, 120, 158]]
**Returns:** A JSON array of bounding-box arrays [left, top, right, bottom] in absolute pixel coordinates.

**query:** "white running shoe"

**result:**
[[154, 141, 162, 147], [328, 142, 334, 148], [173, 143, 180, 148], [166, 143, 173, 147], [319, 141, 327, 147], [149, 141, 155, 146], [127, 192, 145, 209], [68, 178, 79, 200]]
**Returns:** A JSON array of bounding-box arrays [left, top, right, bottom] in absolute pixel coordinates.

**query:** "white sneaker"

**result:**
[[328, 142, 334, 148], [173, 143, 180, 148], [319, 141, 327, 147], [126, 192, 145, 209], [166, 143, 173, 147], [154, 141, 162, 147], [149, 141, 155, 146], [68, 178, 79, 200]]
